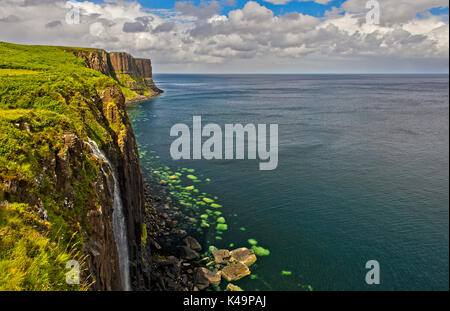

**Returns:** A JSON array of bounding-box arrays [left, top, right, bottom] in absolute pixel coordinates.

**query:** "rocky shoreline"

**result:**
[[141, 178, 259, 291]]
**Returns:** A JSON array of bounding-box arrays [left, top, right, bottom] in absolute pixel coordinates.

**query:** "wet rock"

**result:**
[[172, 229, 187, 237], [149, 238, 162, 250], [184, 236, 202, 251], [221, 263, 251, 282], [212, 249, 231, 264], [167, 220, 178, 229], [230, 248, 257, 266], [195, 267, 221, 290], [226, 283, 243, 291], [178, 246, 199, 260]]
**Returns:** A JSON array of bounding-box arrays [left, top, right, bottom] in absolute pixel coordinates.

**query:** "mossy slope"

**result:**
[[0, 42, 142, 290]]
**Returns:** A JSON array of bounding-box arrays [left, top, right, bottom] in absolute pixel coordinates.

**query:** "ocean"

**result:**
[[128, 74, 449, 291]]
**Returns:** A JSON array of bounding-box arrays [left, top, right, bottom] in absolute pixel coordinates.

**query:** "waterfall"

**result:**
[[86, 138, 131, 291]]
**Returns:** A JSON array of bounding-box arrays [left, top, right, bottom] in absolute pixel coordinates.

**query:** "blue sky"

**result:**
[[85, 0, 448, 18], [137, 0, 446, 17], [1, 0, 449, 73], [143, 0, 346, 17]]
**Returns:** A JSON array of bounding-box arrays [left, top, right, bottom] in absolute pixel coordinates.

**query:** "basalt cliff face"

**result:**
[[0, 42, 155, 290], [70, 49, 163, 102]]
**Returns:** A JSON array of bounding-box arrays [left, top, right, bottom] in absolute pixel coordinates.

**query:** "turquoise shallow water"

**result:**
[[128, 74, 449, 291]]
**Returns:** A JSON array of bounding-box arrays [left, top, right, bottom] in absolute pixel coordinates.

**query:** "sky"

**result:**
[[0, 0, 448, 73]]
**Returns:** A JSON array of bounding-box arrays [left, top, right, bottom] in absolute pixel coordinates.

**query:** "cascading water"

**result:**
[[86, 138, 131, 291]]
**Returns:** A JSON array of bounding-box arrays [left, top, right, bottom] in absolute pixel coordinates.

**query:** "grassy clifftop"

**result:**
[[0, 42, 145, 290]]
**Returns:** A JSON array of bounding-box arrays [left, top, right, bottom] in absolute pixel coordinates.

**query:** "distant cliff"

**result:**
[[0, 42, 152, 290], [68, 49, 163, 103]]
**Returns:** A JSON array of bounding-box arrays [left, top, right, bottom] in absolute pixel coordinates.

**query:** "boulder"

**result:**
[[195, 268, 221, 290], [226, 283, 243, 291], [212, 249, 232, 264], [172, 229, 187, 237], [177, 246, 199, 260], [230, 248, 257, 266], [184, 236, 202, 251], [221, 263, 251, 282]]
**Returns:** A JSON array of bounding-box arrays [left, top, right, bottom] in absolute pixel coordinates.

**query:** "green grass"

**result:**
[[0, 41, 134, 290]]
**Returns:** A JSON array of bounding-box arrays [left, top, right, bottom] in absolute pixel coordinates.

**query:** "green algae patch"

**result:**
[[217, 217, 226, 223], [281, 270, 292, 276], [252, 246, 270, 256], [210, 203, 222, 208], [248, 239, 258, 246], [216, 223, 228, 231], [185, 186, 195, 191], [186, 174, 197, 180], [203, 197, 214, 203]]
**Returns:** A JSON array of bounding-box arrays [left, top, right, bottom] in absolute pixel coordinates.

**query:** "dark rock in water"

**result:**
[[212, 249, 232, 264], [230, 247, 257, 266], [178, 246, 199, 260], [195, 267, 221, 290], [149, 238, 162, 250], [221, 263, 251, 282], [168, 220, 178, 229], [184, 236, 202, 251], [172, 229, 187, 237]]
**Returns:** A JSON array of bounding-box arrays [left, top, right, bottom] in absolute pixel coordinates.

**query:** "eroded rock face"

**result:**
[[69, 48, 163, 99], [95, 84, 149, 290], [135, 58, 152, 79], [109, 52, 139, 75], [72, 49, 112, 76]]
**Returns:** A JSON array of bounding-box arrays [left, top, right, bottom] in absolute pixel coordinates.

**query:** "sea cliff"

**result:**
[[0, 42, 157, 290]]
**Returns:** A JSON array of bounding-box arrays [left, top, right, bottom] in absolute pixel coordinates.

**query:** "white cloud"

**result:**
[[0, 0, 447, 73], [263, 0, 332, 5]]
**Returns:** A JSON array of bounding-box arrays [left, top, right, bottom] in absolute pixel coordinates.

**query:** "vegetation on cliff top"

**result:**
[[0, 42, 133, 290]]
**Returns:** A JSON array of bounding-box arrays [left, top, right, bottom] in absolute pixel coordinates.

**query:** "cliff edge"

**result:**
[[0, 42, 151, 290], [68, 48, 163, 103]]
